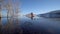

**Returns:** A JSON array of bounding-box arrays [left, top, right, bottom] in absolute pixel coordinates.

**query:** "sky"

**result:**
[[21, 0, 60, 15], [2, 0, 60, 16]]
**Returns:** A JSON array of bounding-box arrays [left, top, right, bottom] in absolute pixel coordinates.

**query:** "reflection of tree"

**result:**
[[0, 17, 1, 25]]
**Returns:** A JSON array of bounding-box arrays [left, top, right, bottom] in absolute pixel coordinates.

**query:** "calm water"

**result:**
[[1, 16, 60, 34]]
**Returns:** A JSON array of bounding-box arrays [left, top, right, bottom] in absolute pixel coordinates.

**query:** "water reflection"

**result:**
[[1, 16, 60, 34], [0, 17, 2, 34], [1, 17, 23, 34], [0, 17, 2, 25]]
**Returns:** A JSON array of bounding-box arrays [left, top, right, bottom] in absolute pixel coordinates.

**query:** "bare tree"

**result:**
[[0, 0, 4, 26]]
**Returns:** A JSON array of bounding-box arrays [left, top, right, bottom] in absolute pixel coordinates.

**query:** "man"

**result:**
[[31, 12, 34, 20]]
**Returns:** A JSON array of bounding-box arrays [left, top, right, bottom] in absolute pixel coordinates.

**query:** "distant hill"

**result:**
[[37, 10, 60, 18]]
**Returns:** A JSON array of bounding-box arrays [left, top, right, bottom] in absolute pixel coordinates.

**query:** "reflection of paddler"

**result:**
[[31, 12, 34, 20], [0, 17, 1, 20], [0, 15, 1, 20]]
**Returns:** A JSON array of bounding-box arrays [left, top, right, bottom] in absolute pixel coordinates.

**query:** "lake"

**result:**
[[0, 16, 60, 34]]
